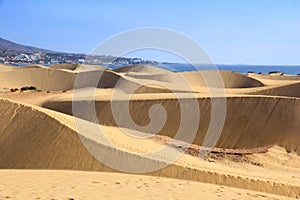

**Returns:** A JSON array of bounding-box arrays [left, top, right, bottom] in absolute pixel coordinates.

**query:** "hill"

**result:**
[[0, 37, 56, 54], [0, 37, 157, 65]]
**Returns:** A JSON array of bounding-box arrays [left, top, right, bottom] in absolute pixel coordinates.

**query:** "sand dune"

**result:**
[[50, 63, 107, 72], [0, 64, 17, 72], [42, 95, 300, 155], [110, 65, 202, 93], [49, 63, 81, 70], [0, 64, 197, 93], [0, 170, 294, 200], [112, 64, 171, 74], [182, 70, 264, 88], [113, 65, 181, 83], [0, 97, 102, 170], [0, 66, 77, 91], [246, 82, 300, 98], [249, 73, 300, 81], [0, 64, 300, 198], [0, 64, 121, 91], [0, 64, 271, 94], [0, 97, 299, 198], [20, 64, 48, 69]]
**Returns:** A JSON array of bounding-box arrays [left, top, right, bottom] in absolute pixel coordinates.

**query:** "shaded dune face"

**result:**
[[114, 65, 265, 89], [42, 96, 300, 155], [247, 82, 300, 98], [1, 62, 300, 198], [0, 64, 265, 93], [1, 98, 300, 198], [0, 68, 77, 91], [0, 98, 106, 170], [0, 64, 175, 92], [112, 65, 170, 73], [49, 63, 108, 72], [0, 66, 121, 91], [182, 70, 264, 88], [0, 64, 299, 155], [0, 98, 179, 171], [49, 63, 80, 70], [249, 73, 300, 81]]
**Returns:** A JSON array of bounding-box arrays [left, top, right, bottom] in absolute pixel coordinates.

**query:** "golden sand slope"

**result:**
[[246, 82, 300, 98], [0, 64, 297, 92], [0, 64, 300, 198], [182, 70, 264, 88], [249, 73, 300, 81], [0, 66, 76, 91], [0, 64, 124, 91], [42, 95, 300, 155], [0, 98, 299, 198], [49, 63, 81, 70], [0, 64, 17, 72], [0, 170, 294, 200], [113, 64, 172, 73], [0, 64, 199, 93], [114, 66, 265, 91], [49, 63, 107, 72], [3, 64, 287, 95]]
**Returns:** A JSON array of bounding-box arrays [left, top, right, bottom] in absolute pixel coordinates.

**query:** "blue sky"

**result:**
[[0, 0, 299, 64]]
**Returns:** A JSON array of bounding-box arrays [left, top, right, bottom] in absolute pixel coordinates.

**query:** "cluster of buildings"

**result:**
[[0, 52, 86, 65], [0, 52, 158, 66]]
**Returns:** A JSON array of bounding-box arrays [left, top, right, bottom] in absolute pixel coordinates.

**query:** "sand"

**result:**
[[182, 70, 264, 88], [0, 170, 295, 200], [41, 95, 300, 154], [0, 63, 299, 199]]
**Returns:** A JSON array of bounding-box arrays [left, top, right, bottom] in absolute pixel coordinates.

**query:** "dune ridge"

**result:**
[[0, 64, 300, 198], [0, 97, 299, 197], [182, 70, 264, 88], [42, 95, 300, 155], [245, 82, 300, 98], [249, 73, 300, 81], [0, 64, 199, 93], [0, 65, 126, 91]]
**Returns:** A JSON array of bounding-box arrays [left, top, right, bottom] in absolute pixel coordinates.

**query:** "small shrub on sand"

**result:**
[[28, 86, 37, 90], [20, 86, 30, 91], [10, 88, 19, 92], [20, 86, 37, 92]]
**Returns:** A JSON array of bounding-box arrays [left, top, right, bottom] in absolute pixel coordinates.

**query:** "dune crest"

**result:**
[[182, 70, 264, 88], [42, 95, 300, 155], [0, 64, 300, 198]]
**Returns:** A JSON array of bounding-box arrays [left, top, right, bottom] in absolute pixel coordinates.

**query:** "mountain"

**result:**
[[0, 37, 158, 65], [0, 37, 57, 54]]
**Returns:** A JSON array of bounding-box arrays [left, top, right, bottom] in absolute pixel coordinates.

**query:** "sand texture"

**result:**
[[0, 64, 299, 199]]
